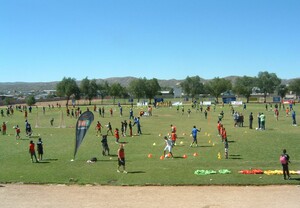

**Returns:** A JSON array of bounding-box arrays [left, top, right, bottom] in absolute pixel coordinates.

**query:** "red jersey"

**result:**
[[222, 129, 227, 139], [29, 143, 35, 153], [118, 148, 125, 159], [217, 123, 221, 130], [114, 129, 119, 139], [171, 132, 177, 141], [96, 122, 102, 130], [2, 124, 6, 131]]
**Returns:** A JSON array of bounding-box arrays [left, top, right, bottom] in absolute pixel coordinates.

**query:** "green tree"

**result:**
[[180, 76, 204, 100], [277, 84, 289, 100], [26, 95, 36, 106], [288, 78, 300, 96], [145, 78, 161, 104], [80, 77, 98, 105], [128, 78, 146, 102], [256, 71, 281, 103], [3, 97, 13, 105], [109, 83, 125, 105], [98, 81, 110, 104], [56, 77, 80, 106], [233, 76, 256, 103], [205, 77, 232, 103]]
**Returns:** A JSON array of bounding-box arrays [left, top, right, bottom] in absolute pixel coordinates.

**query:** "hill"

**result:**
[[0, 77, 184, 92], [0, 76, 295, 93]]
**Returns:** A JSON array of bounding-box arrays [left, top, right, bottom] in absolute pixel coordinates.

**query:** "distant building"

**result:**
[[173, 83, 182, 98], [222, 91, 236, 104]]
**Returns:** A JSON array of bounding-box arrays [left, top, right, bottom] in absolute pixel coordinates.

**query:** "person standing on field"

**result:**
[[114, 128, 120, 143], [117, 144, 127, 173], [190, 125, 201, 147], [15, 125, 21, 139], [95, 121, 102, 136], [29, 140, 38, 163], [163, 136, 174, 158], [292, 110, 297, 126], [101, 134, 110, 156], [2, 122, 7, 135], [249, 112, 253, 129], [107, 122, 113, 135], [37, 138, 44, 161], [280, 149, 291, 180], [260, 113, 266, 130]]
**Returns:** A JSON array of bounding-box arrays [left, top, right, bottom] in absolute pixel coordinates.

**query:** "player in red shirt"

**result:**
[[2, 122, 7, 135], [171, 132, 177, 146], [114, 128, 120, 143], [29, 140, 38, 163], [15, 125, 21, 139], [95, 121, 102, 136], [221, 127, 227, 143], [170, 124, 176, 133], [217, 121, 221, 136], [117, 144, 127, 173]]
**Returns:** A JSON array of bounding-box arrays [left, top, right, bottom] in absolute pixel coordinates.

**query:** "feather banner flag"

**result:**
[[74, 110, 94, 158]]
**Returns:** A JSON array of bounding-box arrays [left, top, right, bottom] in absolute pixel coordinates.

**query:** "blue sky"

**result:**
[[1, 0, 299, 82]]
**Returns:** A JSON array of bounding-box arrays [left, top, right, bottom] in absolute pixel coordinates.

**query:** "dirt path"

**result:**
[[1, 184, 300, 208]]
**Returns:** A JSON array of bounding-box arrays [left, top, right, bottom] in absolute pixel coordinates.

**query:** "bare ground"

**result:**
[[1, 184, 300, 208]]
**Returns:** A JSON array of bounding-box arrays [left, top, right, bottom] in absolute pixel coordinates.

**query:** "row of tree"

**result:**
[[56, 77, 161, 105], [55, 71, 300, 105], [181, 71, 300, 103]]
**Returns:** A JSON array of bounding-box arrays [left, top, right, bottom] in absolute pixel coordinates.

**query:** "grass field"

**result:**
[[0, 101, 299, 185]]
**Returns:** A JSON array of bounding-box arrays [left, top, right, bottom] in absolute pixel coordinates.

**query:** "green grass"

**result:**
[[0, 102, 299, 185]]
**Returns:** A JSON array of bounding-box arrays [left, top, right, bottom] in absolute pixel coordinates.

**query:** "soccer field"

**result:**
[[0, 101, 299, 185]]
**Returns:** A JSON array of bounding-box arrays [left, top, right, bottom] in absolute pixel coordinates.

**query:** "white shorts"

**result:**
[[164, 145, 172, 152]]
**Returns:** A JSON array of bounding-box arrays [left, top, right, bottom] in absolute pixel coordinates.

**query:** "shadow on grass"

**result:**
[[228, 140, 235, 143], [290, 177, 300, 181], [37, 161, 50, 164], [139, 133, 151, 135], [19, 138, 29, 140], [107, 154, 117, 157], [128, 170, 146, 174], [199, 145, 213, 148], [229, 154, 242, 160], [43, 158, 58, 161], [174, 156, 186, 159]]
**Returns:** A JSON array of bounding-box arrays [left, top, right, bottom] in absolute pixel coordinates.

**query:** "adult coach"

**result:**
[[190, 125, 201, 147]]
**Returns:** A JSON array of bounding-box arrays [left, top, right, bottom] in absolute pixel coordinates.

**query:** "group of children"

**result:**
[[29, 138, 44, 163], [217, 120, 229, 159]]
